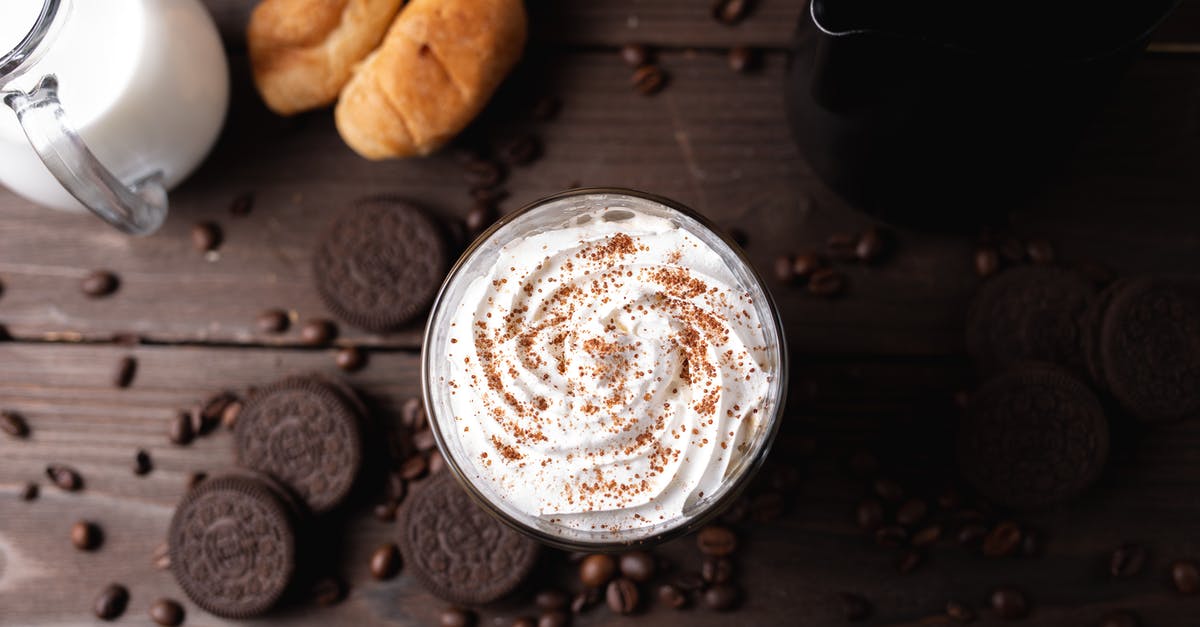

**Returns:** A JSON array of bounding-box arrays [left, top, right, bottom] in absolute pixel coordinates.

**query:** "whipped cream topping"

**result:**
[[430, 194, 779, 539]]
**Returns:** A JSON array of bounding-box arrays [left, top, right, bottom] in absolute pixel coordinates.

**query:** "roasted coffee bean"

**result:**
[[428, 451, 446, 474], [312, 576, 346, 607], [619, 551, 656, 583], [465, 202, 497, 235], [896, 498, 928, 527], [402, 397, 427, 430], [839, 592, 872, 622], [152, 542, 171, 570], [535, 589, 569, 611], [606, 577, 638, 614], [133, 449, 152, 476], [532, 95, 561, 121], [957, 523, 988, 547], [911, 524, 942, 547], [148, 599, 184, 626], [826, 233, 859, 261], [399, 455, 428, 480], [896, 550, 923, 574], [631, 65, 667, 96], [792, 251, 823, 279], [72, 520, 101, 551], [1, 410, 29, 438], [82, 270, 119, 297], [808, 268, 846, 296], [373, 499, 399, 522], [620, 43, 650, 68], [990, 586, 1028, 620], [220, 399, 242, 429], [440, 607, 475, 627], [413, 428, 437, 452], [1026, 239, 1055, 265], [511, 618, 536, 627], [580, 554, 617, 588], [711, 0, 750, 25], [1172, 559, 1200, 594], [873, 478, 904, 502], [187, 405, 216, 438], [975, 246, 1001, 278], [1110, 544, 1147, 577], [750, 491, 785, 522], [300, 318, 337, 345], [855, 226, 888, 263], [701, 556, 733, 584], [875, 525, 908, 548], [945, 600, 975, 622], [186, 471, 207, 490], [704, 583, 739, 611], [168, 410, 194, 445], [463, 159, 505, 189], [191, 221, 222, 252], [571, 587, 601, 614], [537, 611, 568, 627], [200, 391, 235, 426], [499, 134, 542, 166], [1098, 609, 1139, 627], [728, 46, 757, 73], [257, 308, 289, 333], [658, 583, 687, 609], [370, 543, 401, 580], [1020, 528, 1043, 557], [773, 254, 796, 283], [46, 464, 82, 491], [697, 525, 737, 556], [982, 521, 1022, 558], [230, 191, 254, 216], [20, 482, 38, 501], [849, 450, 879, 477], [94, 583, 129, 621], [674, 572, 705, 592], [335, 346, 367, 372]]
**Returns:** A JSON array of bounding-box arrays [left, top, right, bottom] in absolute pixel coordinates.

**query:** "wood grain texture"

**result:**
[[2, 344, 1200, 625]]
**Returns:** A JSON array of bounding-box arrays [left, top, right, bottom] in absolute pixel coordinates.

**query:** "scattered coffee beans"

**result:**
[[990, 586, 1029, 620], [498, 134, 541, 166], [133, 449, 152, 476], [373, 499, 399, 522], [808, 268, 846, 297], [911, 524, 942, 547], [465, 203, 496, 235], [1, 410, 29, 438], [697, 525, 737, 556], [335, 346, 366, 372], [538, 610, 568, 627], [168, 410, 194, 445], [93, 583, 129, 621], [186, 471, 207, 490], [982, 521, 1022, 558], [957, 523, 988, 547], [401, 397, 426, 430], [152, 542, 170, 570], [702, 556, 734, 584], [1026, 239, 1055, 265], [855, 226, 888, 263], [312, 576, 346, 607], [945, 600, 975, 622], [619, 551, 656, 583], [399, 455, 428, 480], [580, 554, 617, 588], [220, 399, 242, 429], [535, 589, 568, 611], [71, 520, 101, 551], [511, 617, 536, 627], [571, 587, 601, 614], [370, 543, 402, 580], [620, 43, 650, 68], [300, 318, 337, 345], [20, 482, 37, 501], [81, 270, 119, 297], [1171, 560, 1199, 594], [975, 246, 1001, 278], [606, 577, 638, 614], [792, 251, 823, 279], [773, 254, 796, 283], [257, 308, 289, 333], [45, 464, 82, 491], [658, 583, 687, 609], [631, 65, 667, 96], [704, 583, 740, 611], [856, 498, 884, 531], [191, 221, 222, 252], [895, 498, 928, 526], [728, 46, 757, 73], [712, 0, 751, 25], [896, 550, 923, 574], [875, 525, 907, 548], [1110, 544, 1146, 577], [463, 159, 505, 189], [440, 607, 475, 627], [148, 598, 184, 626]]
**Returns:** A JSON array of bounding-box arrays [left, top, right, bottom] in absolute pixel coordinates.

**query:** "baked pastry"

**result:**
[[334, 0, 527, 159], [248, 0, 405, 115]]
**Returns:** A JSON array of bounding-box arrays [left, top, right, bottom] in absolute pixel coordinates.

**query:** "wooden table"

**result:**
[[3, 2, 1200, 625]]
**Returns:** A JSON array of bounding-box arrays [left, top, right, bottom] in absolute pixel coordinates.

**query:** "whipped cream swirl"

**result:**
[[433, 197, 778, 538]]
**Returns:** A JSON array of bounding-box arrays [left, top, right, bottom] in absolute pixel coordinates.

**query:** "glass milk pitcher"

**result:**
[[0, 0, 229, 234]]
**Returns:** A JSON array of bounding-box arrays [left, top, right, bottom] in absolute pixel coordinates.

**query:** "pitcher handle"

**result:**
[[3, 74, 167, 235]]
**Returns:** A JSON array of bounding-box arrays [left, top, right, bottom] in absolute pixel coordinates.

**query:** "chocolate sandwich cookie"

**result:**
[[1099, 276, 1200, 423], [1080, 278, 1131, 391], [958, 363, 1109, 509], [169, 472, 299, 618], [966, 266, 1096, 376], [235, 375, 363, 513], [313, 197, 448, 332], [400, 472, 539, 604]]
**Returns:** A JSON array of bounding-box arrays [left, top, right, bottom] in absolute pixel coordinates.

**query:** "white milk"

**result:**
[[0, 0, 228, 211]]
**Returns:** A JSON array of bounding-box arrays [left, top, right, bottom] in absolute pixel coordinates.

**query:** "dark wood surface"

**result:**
[[3, 1, 1200, 625]]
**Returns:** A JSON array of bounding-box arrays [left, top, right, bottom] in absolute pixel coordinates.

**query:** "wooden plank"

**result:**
[[2, 343, 1200, 625], [3, 50, 1200, 355]]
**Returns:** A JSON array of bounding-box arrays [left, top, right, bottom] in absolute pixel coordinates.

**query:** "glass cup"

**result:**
[[0, 0, 229, 234], [422, 188, 788, 550]]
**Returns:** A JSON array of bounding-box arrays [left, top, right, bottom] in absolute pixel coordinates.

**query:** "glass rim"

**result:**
[[0, 0, 61, 85], [420, 187, 789, 551]]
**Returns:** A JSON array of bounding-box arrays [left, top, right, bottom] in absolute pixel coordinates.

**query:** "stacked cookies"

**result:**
[[961, 268, 1199, 508]]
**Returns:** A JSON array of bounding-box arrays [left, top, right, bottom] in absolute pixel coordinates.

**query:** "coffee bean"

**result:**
[[855, 226, 889, 263], [220, 399, 242, 429], [440, 607, 475, 627], [511, 618, 536, 627], [532, 95, 561, 121], [463, 159, 506, 189], [535, 589, 569, 611], [133, 449, 152, 476], [1098, 609, 1139, 627], [982, 521, 1022, 558], [990, 586, 1029, 620], [911, 524, 942, 547], [402, 397, 427, 430], [571, 587, 601, 614], [399, 455, 428, 480], [750, 491, 785, 522], [580, 554, 617, 588], [499, 134, 542, 166], [875, 525, 907, 548], [230, 191, 254, 216], [839, 592, 872, 622], [792, 251, 823, 279], [152, 541, 170, 570], [657, 583, 687, 609], [191, 221, 222, 252], [620, 43, 650, 68], [168, 410, 194, 445], [465, 202, 497, 235], [370, 543, 401, 580], [312, 576, 346, 607], [701, 556, 733, 584], [728, 46, 757, 73], [1110, 544, 1147, 577], [606, 577, 638, 614], [711, 0, 750, 25], [81, 270, 119, 297], [1, 410, 29, 438], [873, 478, 905, 502], [631, 65, 667, 96], [697, 525, 737, 556], [45, 464, 82, 491], [187, 405, 216, 438], [257, 308, 289, 333], [93, 583, 129, 620], [896, 498, 928, 527], [703, 583, 739, 611], [1171, 559, 1200, 594], [148, 599, 185, 626], [826, 233, 859, 261], [945, 600, 975, 622], [537, 611, 568, 627], [975, 246, 1001, 278], [186, 471, 207, 490], [71, 520, 101, 551], [199, 392, 235, 429], [773, 254, 796, 283], [896, 550, 923, 574], [619, 551, 656, 583], [373, 499, 398, 522], [334, 346, 367, 372], [674, 572, 705, 592], [1026, 239, 1055, 265], [957, 523, 988, 547], [20, 482, 38, 501], [413, 428, 437, 453], [300, 318, 337, 345], [808, 268, 846, 297], [428, 451, 446, 474]]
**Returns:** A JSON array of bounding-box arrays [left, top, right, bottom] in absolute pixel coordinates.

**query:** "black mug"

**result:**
[[785, 0, 1181, 228]]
